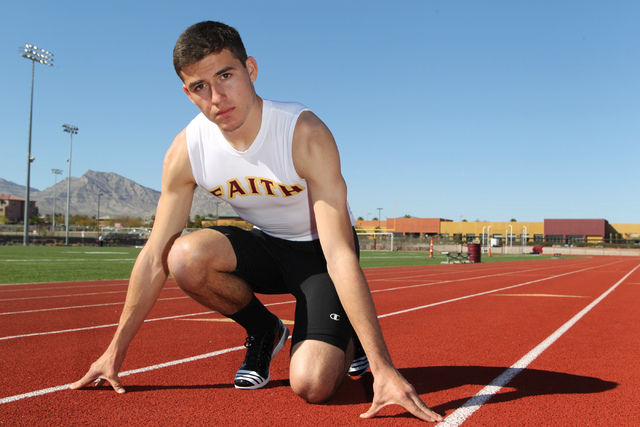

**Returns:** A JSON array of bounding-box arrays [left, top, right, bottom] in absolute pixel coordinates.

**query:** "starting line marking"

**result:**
[[437, 262, 640, 427], [493, 293, 588, 298]]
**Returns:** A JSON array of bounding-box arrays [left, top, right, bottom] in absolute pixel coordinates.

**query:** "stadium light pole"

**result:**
[[62, 124, 78, 245], [97, 193, 104, 231], [21, 44, 54, 246], [51, 168, 62, 235], [377, 208, 383, 228]]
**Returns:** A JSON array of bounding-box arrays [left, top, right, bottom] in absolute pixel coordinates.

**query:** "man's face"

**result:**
[[181, 49, 258, 136]]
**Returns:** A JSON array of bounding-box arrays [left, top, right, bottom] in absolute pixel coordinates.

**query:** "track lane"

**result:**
[[439, 266, 640, 426], [473, 277, 640, 425], [0, 258, 625, 394]]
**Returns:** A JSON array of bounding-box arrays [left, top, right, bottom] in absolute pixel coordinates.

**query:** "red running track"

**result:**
[[1, 256, 639, 426]]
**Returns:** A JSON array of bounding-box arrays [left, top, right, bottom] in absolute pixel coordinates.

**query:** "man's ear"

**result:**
[[246, 56, 258, 83], [182, 84, 196, 105]]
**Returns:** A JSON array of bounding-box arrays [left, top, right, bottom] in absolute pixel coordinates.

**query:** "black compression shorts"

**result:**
[[209, 225, 360, 352]]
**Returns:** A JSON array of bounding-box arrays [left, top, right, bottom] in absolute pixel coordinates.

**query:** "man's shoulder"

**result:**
[[185, 112, 221, 146], [263, 99, 320, 136], [186, 112, 211, 129], [293, 109, 328, 136], [267, 99, 308, 116]]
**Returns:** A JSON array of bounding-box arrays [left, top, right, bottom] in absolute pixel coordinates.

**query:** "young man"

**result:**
[[71, 21, 442, 423]]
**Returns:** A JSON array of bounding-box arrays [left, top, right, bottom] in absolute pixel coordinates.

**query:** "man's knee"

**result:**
[[289, 340, 347, 404], [167, 236, 188, 275], [290, 372, 341, 404], [167, 235, 202, 290], [167, 230, 235, 292]]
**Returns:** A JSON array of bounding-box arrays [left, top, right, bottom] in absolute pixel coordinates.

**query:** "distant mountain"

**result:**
[[0, 171, 233, 219], [0, 178, 40, 196]]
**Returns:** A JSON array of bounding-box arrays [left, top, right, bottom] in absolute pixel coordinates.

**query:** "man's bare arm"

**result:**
[[71, 129, 196, 393], [292, 112, 443, 422]]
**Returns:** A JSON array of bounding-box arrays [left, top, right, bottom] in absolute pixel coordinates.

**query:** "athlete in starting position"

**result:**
[[71, 21, 442, 423]]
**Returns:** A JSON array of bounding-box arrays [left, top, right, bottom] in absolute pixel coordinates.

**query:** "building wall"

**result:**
[[544, 219, 607, 237], [205, 215, 639, 242], [355, 218, 544, 240], [611, 224, 640, 239], [0, 194, 38, 223], [440, 221, 544, 239], [387, 217, 443, 234], [355, 219, 388, 232], [201, 217, 253, 229], [355, 218, 446, 235]]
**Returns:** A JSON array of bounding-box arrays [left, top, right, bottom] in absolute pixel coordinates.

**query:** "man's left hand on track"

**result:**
[[360, 367, 443, 423]]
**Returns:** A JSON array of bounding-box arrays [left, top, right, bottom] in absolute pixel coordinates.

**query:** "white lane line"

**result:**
[[437, 262, 640, 427], [378, 262, 605, 318], [0, 311, 210, 341], [0, 345, 246, 404], [0, 296, 190, 316], [0, 282, 130, 293], [0, 290, 129, 302], [0, 279, 130, 288], [0, 258, 616, 314], [0, 262, 611, 339], [369, 259, 623, 293], [493, 293, 587, 298], [0, 287, 181, 303], [0, 300, 296, 341]]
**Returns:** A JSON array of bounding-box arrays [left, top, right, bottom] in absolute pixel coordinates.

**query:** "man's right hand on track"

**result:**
[[70, 351, 126, 394]]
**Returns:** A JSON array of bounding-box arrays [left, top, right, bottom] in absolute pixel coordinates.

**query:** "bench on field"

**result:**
[[553, 253, 562, 259], [442, 251, 470, 264]]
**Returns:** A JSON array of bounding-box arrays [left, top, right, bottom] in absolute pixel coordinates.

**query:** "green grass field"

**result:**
[[0, 246, 554, 285], [0, 246, 140, 284]]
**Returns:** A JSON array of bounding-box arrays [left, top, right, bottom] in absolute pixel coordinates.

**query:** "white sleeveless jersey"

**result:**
[[186, 100, 353, 241]]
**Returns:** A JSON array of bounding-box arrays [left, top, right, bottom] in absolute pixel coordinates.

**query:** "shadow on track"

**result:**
[[76, 365, 615, 403], [329, 365, 617, 414]]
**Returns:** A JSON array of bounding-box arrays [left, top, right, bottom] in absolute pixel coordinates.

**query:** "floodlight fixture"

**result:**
[[51, 169, 63, 234], [62, 124, 79, 245], [21, 43, 53, 246], [21, 44, 54, 66]]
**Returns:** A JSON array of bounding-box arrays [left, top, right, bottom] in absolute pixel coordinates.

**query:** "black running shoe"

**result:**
[[234, 318, 289, 389], [347, 334, 369, 377]]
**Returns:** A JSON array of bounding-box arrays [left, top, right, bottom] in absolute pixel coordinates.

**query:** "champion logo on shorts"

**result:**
[[329, 313, 341, 321]]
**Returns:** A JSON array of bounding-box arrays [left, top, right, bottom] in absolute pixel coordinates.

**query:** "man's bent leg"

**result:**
[[289, 339, 354, 404], [168, 228, 253, 315], [168, 228, 286, 389]]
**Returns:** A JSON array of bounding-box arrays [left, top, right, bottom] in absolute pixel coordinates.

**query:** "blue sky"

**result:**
[[1, 0, 638, 223]]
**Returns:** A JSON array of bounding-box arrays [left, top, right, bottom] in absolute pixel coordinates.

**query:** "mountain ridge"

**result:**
[[0, 171, 232, 219]]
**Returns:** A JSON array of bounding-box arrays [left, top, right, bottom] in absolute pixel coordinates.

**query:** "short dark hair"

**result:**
[[173, 21, 248, 78]]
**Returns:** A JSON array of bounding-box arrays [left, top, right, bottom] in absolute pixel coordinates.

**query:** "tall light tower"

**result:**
[[51, 168, 62, 235], [97, 193, 104, 231], [21, 44, 54, 246], [62, 124, 78, 245]]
